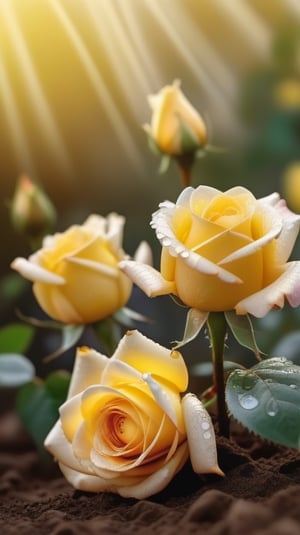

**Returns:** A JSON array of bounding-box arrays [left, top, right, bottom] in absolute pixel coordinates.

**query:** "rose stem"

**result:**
[[207, 312, 230, 438], [178, 163, 191, 187]]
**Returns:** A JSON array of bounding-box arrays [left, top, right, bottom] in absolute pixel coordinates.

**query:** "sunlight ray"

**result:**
[[0, 57, 36, 175], [0, 1, 74, 178], [117, 1, 161, 89], [85, 0, 153, 119], [49, 0, 144, 172], [144, 0, 241, 133], [212, 0, 271, 59]]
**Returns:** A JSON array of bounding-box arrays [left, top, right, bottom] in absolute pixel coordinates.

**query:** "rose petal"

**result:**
[[182, 393, 223, 476], [118, 441, 189, 499], [44, 421, 91, 474], [67, 346, 109, 399], [142, 373, 178, 427], [59, 393, 83, 442], [59, 462, 143, 493], [133, 241, 153, 265], [33, 285, 83, 324], [119, 260, 176, 296], [271, 199, 300, 264], [235, 261, 300, 317], [11, 257, 65, 285], [65, 256, 119, 278], [112, 330, 188, 393]]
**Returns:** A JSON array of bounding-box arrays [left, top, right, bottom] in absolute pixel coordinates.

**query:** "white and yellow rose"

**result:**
[[11, 213, 149, 325], [145, 81, 207, 156], [45, 330, 222, 499], [120, 186, 300, 318]]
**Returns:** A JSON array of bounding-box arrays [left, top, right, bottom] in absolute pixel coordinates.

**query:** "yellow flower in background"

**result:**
[[120, 185, 300, 318], [273, 79, 300, 109], [11, 213, 135, 324], [44, 330, 222, 499], [282, 162, 300, 213], [145, 80, 207, 157]]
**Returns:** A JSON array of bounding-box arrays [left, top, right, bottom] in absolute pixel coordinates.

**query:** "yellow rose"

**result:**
[[44, 330, 222, 499], [11, 213, 135, 324], [120, 186, 300, 318], [145, 81, 207, 156]]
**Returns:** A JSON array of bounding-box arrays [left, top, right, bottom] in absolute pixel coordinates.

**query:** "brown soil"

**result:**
[[1, 411, 300, 535]]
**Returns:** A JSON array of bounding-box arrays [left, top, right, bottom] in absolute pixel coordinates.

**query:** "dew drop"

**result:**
[[162, 237, 171, 246], [238, 394, 259, 410], [289, 384, 298, 389], [180, 250, 189, 258], [203, 431, 211, 440], [266, 399, 278, 417], [201, 421, 210, 431]]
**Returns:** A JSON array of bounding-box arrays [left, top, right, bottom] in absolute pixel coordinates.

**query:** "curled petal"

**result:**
[[67, 346, 109, 399], [133, 241, 153, 265], [118, 441, 189, 499], [44, 421, 90, 474], [119, 260, 176, 297], [235, 261, 300, 317], [182, 393, 223, 476], [11, 257, 65, 285], [142, 373, 178, 427]]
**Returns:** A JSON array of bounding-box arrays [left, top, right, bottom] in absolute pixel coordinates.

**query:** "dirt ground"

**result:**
[[0, 411, 300, 535]]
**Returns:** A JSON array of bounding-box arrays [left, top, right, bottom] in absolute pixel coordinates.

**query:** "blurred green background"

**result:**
[[1, 0, 300, 375]]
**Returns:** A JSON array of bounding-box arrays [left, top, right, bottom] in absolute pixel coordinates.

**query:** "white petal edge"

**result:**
[[182, 393, 224, 476], [11, 257, 65, 285], [133, 240, 153, 265], [235, 261, 300, 317], [119, 261, 176, 297], [67, 346, 109, 399]]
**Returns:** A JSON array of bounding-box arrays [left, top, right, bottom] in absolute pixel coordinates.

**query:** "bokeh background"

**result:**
[[1, 0, 300, 376]]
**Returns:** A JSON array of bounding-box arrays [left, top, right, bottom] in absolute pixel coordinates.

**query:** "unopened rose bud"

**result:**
[[145, 80, 207, 158], [10, 175, 56, 249], [144, 81, 207, 186]]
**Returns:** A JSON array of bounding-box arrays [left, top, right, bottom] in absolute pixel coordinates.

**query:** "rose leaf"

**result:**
[[0, 323, 34, 354], [172, 308, 208, 349], [225, 357, 300, 449], [16, 371, 70, 454], [0, 353, 35, 387]]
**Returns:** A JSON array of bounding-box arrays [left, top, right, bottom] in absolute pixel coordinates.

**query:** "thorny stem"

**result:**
[[207, 312, 230, 438]]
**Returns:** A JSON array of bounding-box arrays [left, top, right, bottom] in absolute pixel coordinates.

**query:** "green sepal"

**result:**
[[172, 308, 208, 349], [225, 310, 263, 359], [44, 324, 85, 363], [226, 356, 300, 449]]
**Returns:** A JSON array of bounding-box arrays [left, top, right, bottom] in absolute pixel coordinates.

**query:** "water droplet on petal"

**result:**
[[289, 384, 298, 389], [180, 250, 189, 258], [203, 431, 211, 440], [238, 394, 259, 410], [162, 237, 171, 246], [201, 421, 210, 431]]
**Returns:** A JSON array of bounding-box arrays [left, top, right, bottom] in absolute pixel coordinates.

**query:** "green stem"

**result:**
[[207, 312, 230, 437]]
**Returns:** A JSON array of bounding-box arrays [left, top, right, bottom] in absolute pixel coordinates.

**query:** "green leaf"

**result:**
[[0, 323, 34, 353], [226, 357, 300, 448], [16, 371, 70, 454], [43, 324, 84, 363], [172, 308, 208, 349], [94, 318, 121, 355], [0, 353, 35, 387], [225, 310, 263, 358]]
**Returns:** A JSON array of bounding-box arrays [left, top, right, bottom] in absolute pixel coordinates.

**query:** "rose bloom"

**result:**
[[11, 213, 147, 324], [120, 186, 300, 318], [45, 330, 222, 499], [145, 81, 207, 156]]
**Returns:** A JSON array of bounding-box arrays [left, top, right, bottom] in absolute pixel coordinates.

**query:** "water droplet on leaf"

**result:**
[[238, 393, 259, 410]]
